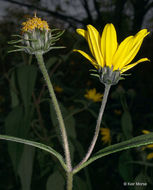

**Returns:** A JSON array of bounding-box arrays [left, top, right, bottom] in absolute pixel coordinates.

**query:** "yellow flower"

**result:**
[[142, 130, 153, 159], [84, 88, 103, 102], [21, 15, 50, 33], [142, 130, 153, 149], [74, 24, 149, 85], [147, 153, 153, 160], [100, 128, 111, 145], [142, 130, 150, 134], [54, 85, 63, 93]]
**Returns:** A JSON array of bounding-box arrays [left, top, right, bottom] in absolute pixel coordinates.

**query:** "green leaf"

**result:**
[[18, 145, 35, 190], [118, 151, 133, 181], [129, 161, 153, 167], [73, 133, 153, 174], [121, 111, 133, 139], [46, 171, 65, 190], [10, 71, 19, 108], [0, 135, 67, 171], [5, 106, 25, 173], [17, 65, 37, 113], [73, 176, 88, 190]]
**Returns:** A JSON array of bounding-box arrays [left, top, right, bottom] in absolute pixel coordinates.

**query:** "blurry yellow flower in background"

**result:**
[[114, 109, 122, 115], [74, 23, 149, 85], [100, 128, 111, 145], [142, 130, 150, 134], [142, 130, 153, 160], [54, 85, 63, 93], [84, 88, 103, 102], [146, 153, 153, 160]]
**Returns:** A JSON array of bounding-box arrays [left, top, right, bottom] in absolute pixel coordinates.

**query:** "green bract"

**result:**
[[8, 29, 65, 54]]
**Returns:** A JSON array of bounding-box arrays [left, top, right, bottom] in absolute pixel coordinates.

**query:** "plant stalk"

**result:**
[[67, 172, 73, 190], [73, 84, 111, 173], [35, 53, 72, 172]]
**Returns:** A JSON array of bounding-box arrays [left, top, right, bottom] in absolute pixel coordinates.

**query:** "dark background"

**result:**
[[0, 0, 153, 190]]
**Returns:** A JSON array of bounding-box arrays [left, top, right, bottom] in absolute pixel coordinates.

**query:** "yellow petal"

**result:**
[[76, 28, 87, 38], [77, 28, 95, 56], [134, 29, 149, 42], [121, 58, 149, 73], [87, 25, 104, 67], [101, 23, 118, 68], [113, 36, 133, 70], [113, 29, 149, 70], [147, 152, 153, 160], [73, 49, 98, 68], [119, 29, 149, 69]]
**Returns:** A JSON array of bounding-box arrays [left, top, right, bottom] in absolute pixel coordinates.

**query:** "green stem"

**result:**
[[67, 172, 73, 190], [35, 53, 72, 171], [73, 84, 111, 173]]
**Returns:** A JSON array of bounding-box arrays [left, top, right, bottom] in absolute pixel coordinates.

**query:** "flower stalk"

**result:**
[[67, 172, 73, 190], [35, 53, 72, 172], [73, 84, 111, 173]]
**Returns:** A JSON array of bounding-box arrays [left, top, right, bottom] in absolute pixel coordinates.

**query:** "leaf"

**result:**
[[73, 133, 153, 174], [17, 65, 37, 113], [121, 111, 133, 139], [118, 151, 133, 181], [0, 135, 67, 171], [10, 71, 19, 108], [73, 176, 88, 190], [5, 106, 25, 173], [129, 161, 153, 167], [18, 145, 35, 190], [46, 171, 65, 190], [5, 103, 33, 174]]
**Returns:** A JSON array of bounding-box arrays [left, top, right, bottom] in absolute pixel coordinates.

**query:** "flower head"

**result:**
[[74, 24, 149, 85], [84, 88, 103, 102], [21, 15, 50, 32], [9, 14, 64, 55], [100, 127, 111, 144]]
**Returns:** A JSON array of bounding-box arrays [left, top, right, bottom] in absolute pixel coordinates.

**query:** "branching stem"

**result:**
[[73, 84, 111, 173]]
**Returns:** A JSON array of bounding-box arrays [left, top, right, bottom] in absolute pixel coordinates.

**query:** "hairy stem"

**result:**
[[67, 172, 73, 190], [35, 53, 72, 171], [73, 84, 111, 173]]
